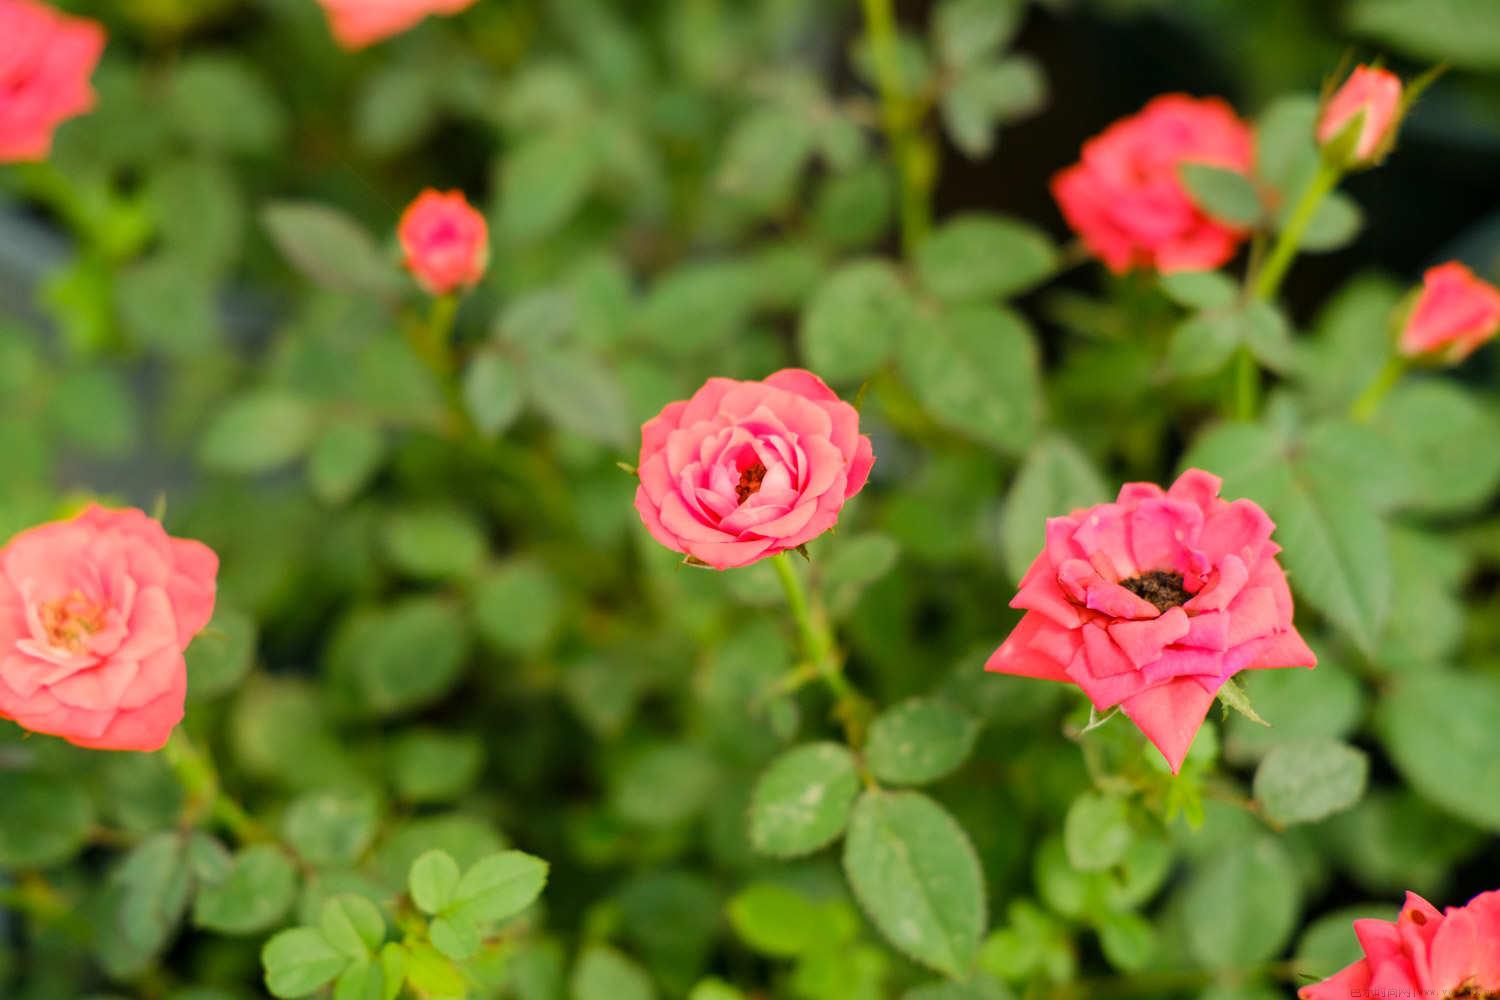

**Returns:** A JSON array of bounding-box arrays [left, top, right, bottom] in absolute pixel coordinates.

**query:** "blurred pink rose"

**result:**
[[1052, 95, 1255, 274], [1317, 64, 1402, 165], [316, 0, 477, 49], [1398, 261, 1500, 364], [398, 188, 489, 296], [0, 506, 218, 752], [987, 469, 1314, 773], [634, 370, 874, 570], [1300, 890, 1500, 999], [0, 0, 106, 162]]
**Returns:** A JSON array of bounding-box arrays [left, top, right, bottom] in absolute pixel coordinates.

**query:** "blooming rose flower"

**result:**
[[316, 0, 477, 49], [1299, 890, 1500, 999], [0, 0, 106, 163], [0, 506, 218, 752], [1051, 94, 1255, 274], [1317, 64, 1403, 166], [986, 469, 1315, 772], [1398, 261, 1500, 364], [634, 370, 874, 570], [398, 189, 489, 297]]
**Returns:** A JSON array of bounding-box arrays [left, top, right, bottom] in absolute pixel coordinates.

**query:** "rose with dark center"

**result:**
[[1300, 890, 1500, 999], [986, 468, 1315, 773], [634, 369, 873, 570]]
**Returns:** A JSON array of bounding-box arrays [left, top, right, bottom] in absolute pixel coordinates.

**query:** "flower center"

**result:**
[[736, 462, 767, 505], [39, 591, 105, 653], [1120, 570, 1191, 613], [1448, 987, 1500, 999]]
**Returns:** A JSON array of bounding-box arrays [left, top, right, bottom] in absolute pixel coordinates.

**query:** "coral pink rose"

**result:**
[[0, 0, 106, 163], [1300, 890, 1500, 999], [398, 188, 490, 297], [987, 469, 1315, 773], [634, 370, 874, 570], [1317, 64, 1403, 166], [316, 0, 477, 49], [1052, 95, 1255, 274], [1398, 261, 1500, 364], [0, 506, 218, 752]]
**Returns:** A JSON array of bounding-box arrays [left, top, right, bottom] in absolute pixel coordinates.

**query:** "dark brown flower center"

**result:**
[[736, 462, 767, 504], [1121, 570, 1191, 613], [1447, 986, 1500, 999]]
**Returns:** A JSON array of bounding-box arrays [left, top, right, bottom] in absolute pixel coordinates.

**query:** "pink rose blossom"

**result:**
[[986, 469, 1315, 773], [0, 506, 218, 752], [1398, 261, 1500, 364], [1052, 94, 1255, 274], [398, 189, 489, 297], [0, 0, 106, 163], [1300, 890, 1500, 999], [316, 0, 477, 50], [634, 370, 874, 570], [1317, 65, 1403, 165]]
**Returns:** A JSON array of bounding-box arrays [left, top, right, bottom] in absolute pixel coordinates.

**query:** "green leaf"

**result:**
[[262, 203, 402, 299], [111, 832, 193, 957], [635, 261, 757, 356], [799, 259, 914, 383], [167, 55, 284, 154], [727, 883, 855, 958], [1296, 193, 1363, 252], [496, 128, 600, 241], [263, 928, 349, 999], [1346, 0, 1500, 71], [1001, 434, 1108, 582], [1377, 671, 1500, 831], [933, 0, 1023, 68], [866, 697, 979, 786], [1253, 738, 1368, 825], [193, 844, 298, 935], [47, 366, 139, 457], [915, 215, 1057, 303], [445, 850, 549, 925], [187, 606, 257, 700], [1178, 163, 1263, 227], [199, 390, 318, 475], [1159, 270, 1238, 311], [0, 772, 94, 867], [390, 730, 484, 804], [611, 743, 718, 828], [1063, 792, 1131, 872], [308, 420, 385, 506], [404, 941, 467, 998], [843, 790, 987, 978], [1374, 379, 1500, 515], [328, 598, 470, 717], [408, 850, 462, 915], [941, 57, 1046, 159], [1165, 311, 1241, 378], [334, 961, 386, 1000], [382, 506, 488, 582], [715, 106, 814, 213], [1096, 910, 1155, 973], [571, 945, 656, 1000], [1223, 659, 1363, 763], [813, 164, 894, 249], [1181, 837, 1300, 968], [900, 305, 1042, 455], [749, 742, 862, 858], [320, 895, 386, 961], [281, 790, 380, 868], [1255, 95, 1319, 194], [463, 354, 525, 437], [470, 559, 564, 657], [525, 347, 631, 446]]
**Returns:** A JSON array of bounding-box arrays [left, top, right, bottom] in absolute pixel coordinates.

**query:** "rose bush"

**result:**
[[3, 2, 1500, 999]]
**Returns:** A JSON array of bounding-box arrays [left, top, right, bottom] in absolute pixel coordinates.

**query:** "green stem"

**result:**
[[769, 553, 869, 746], [1349, 354, 1407, 422], [162, 730, 268, 844], [1253, 160, 1342, 303], [859, 0, 933, 256], [1231, 347, 1259, 422]]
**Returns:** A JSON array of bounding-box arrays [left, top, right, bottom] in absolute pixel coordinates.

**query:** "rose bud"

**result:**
[[634, 370, 874, 570], [1051, 94, 1255, 274], [316, 0, 477, 49], [0, 506, 218, 752], [0, 0, 106, 163], [987, 469, 1315, 774], [398, 189, 490, 297], [1317, 64, 1403, 169], [1398, 261, 1500, 364], [1299, 889, 1500, 999]]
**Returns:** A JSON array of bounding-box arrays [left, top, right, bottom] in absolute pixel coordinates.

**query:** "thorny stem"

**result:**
[[769, 552, 871, 748], [162, 729, 269, 844], [860, 0, 934, 256]]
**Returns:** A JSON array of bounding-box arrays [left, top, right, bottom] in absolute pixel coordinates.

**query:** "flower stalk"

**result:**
[[769, 552, 871, 748], [1349, 353, 1407, 422], [860, 0, 934, 256]]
